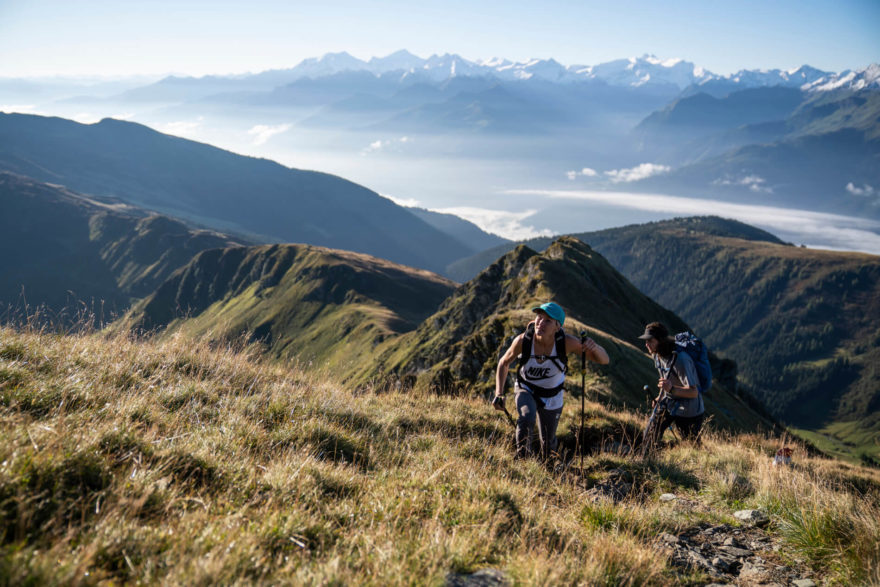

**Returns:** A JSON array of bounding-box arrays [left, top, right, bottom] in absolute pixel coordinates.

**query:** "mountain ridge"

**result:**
[[445, 217, 880, 462], [120, 242, 457, 373], [0, 171, 245, 321], [0, 112, 477, 275], [357, 236, 770, 434], [119, 233, 770, 436]]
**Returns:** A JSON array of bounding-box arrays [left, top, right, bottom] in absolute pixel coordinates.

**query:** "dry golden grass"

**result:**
[[1, 323, 878, 585]]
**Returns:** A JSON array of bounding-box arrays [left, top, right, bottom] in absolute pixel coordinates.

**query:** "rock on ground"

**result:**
[[446, 569, 509, 587]]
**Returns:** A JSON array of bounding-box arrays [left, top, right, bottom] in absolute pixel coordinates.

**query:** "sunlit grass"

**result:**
[[0, 323, 877, 584]]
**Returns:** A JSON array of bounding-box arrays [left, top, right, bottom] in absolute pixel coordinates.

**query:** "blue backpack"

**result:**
[[673, 332, 712, 393]]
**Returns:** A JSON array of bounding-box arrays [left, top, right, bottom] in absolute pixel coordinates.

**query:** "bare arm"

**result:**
[[565, 333, 610, 365], [495, 334, 524, 399]]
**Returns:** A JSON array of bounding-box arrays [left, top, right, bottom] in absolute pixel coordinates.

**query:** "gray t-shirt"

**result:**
[[657, 351, 705, 418]]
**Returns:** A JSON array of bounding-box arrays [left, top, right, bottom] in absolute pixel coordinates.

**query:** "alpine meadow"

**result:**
[[2, 2, 880, 583]]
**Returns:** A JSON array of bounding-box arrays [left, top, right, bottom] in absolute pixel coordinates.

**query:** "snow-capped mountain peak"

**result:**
[[281, 50, 862, 94], [803, 64, 880, 92], [643, 54, 684, 68], [290, 51, 367, 78], [367, 50, 424, 73], [480, 57, 512, 69], [589, 55, 708, 88]]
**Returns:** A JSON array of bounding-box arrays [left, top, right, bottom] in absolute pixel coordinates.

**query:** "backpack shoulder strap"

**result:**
[[518, 322, 535, 361], [553, 328, 568, 370], [655, 352, 677, 377], [519, 322, 567, 372]]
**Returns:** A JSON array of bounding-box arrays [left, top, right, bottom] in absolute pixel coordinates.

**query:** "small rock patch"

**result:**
[[655, 522, 817, 585]]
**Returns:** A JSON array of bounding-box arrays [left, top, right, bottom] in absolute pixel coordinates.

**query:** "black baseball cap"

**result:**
[[638, 322, 669, 340]]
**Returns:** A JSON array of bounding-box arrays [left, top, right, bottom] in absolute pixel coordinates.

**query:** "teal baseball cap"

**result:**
[[531, 302, 565, 326]]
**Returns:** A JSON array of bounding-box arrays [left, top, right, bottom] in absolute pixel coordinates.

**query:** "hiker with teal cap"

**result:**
[[494, 302, 609, 460]]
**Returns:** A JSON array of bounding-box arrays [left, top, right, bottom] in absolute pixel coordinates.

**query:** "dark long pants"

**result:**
[[645, 410, 705, 448], [515, 390, 562, 460]]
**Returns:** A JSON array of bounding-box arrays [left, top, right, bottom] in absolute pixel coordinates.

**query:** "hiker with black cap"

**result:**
[[639, 321, 705, 448], [493, 302, 609, 460]]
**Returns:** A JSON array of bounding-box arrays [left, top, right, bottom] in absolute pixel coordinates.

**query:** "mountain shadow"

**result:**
[[0, 112, 473, 275], [0, 172, 244, 323]]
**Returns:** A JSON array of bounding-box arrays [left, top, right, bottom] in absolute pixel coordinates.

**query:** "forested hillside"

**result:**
[[581, 219, 880, 462]]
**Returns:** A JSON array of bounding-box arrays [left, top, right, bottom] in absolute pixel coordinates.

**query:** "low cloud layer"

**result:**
[[72, 112, 101, 124], [432, 206, 555, 240], [0, 104, 39, 114], [158, 117, 204, 137], [566, 167, 598, 180], [604, 163, 670, 183], [248, 124, 291, 146], [505, 188, 880, 254], [380, 193, 422, 208], [846, 182, 875, 197], [714, 175, 773, 193], [362, 136, 411, 155]]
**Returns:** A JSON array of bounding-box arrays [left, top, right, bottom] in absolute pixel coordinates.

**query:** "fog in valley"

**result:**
[[3, 53, 879, 253]]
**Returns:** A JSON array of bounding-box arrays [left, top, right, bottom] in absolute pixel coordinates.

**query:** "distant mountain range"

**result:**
[[7, 51, 877, 235], [632, 85, 880, 218], [92, 51, 879, 222], [124, 51, 877, 97]]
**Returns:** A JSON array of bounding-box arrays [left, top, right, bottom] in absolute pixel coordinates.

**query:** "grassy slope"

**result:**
[[446, 217, 880, 463], [0, 172, 244, 320], [369, 237, 770, 434], [580, 221, 880, 463], [121, 243, 456, 374], [1, 326, 878, 585]]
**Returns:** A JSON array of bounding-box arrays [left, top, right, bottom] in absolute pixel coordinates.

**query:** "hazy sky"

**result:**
[[1, 0, 878, 78]]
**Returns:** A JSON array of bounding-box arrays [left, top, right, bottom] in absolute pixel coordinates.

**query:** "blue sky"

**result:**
[[0, 0, 878, 78]]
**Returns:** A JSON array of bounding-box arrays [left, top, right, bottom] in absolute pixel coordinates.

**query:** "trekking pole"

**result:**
[[640, 385, 656, 457], [492, 395, 516, 428], [640, 385, 670, 457], [580, 331, 587, 471]]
